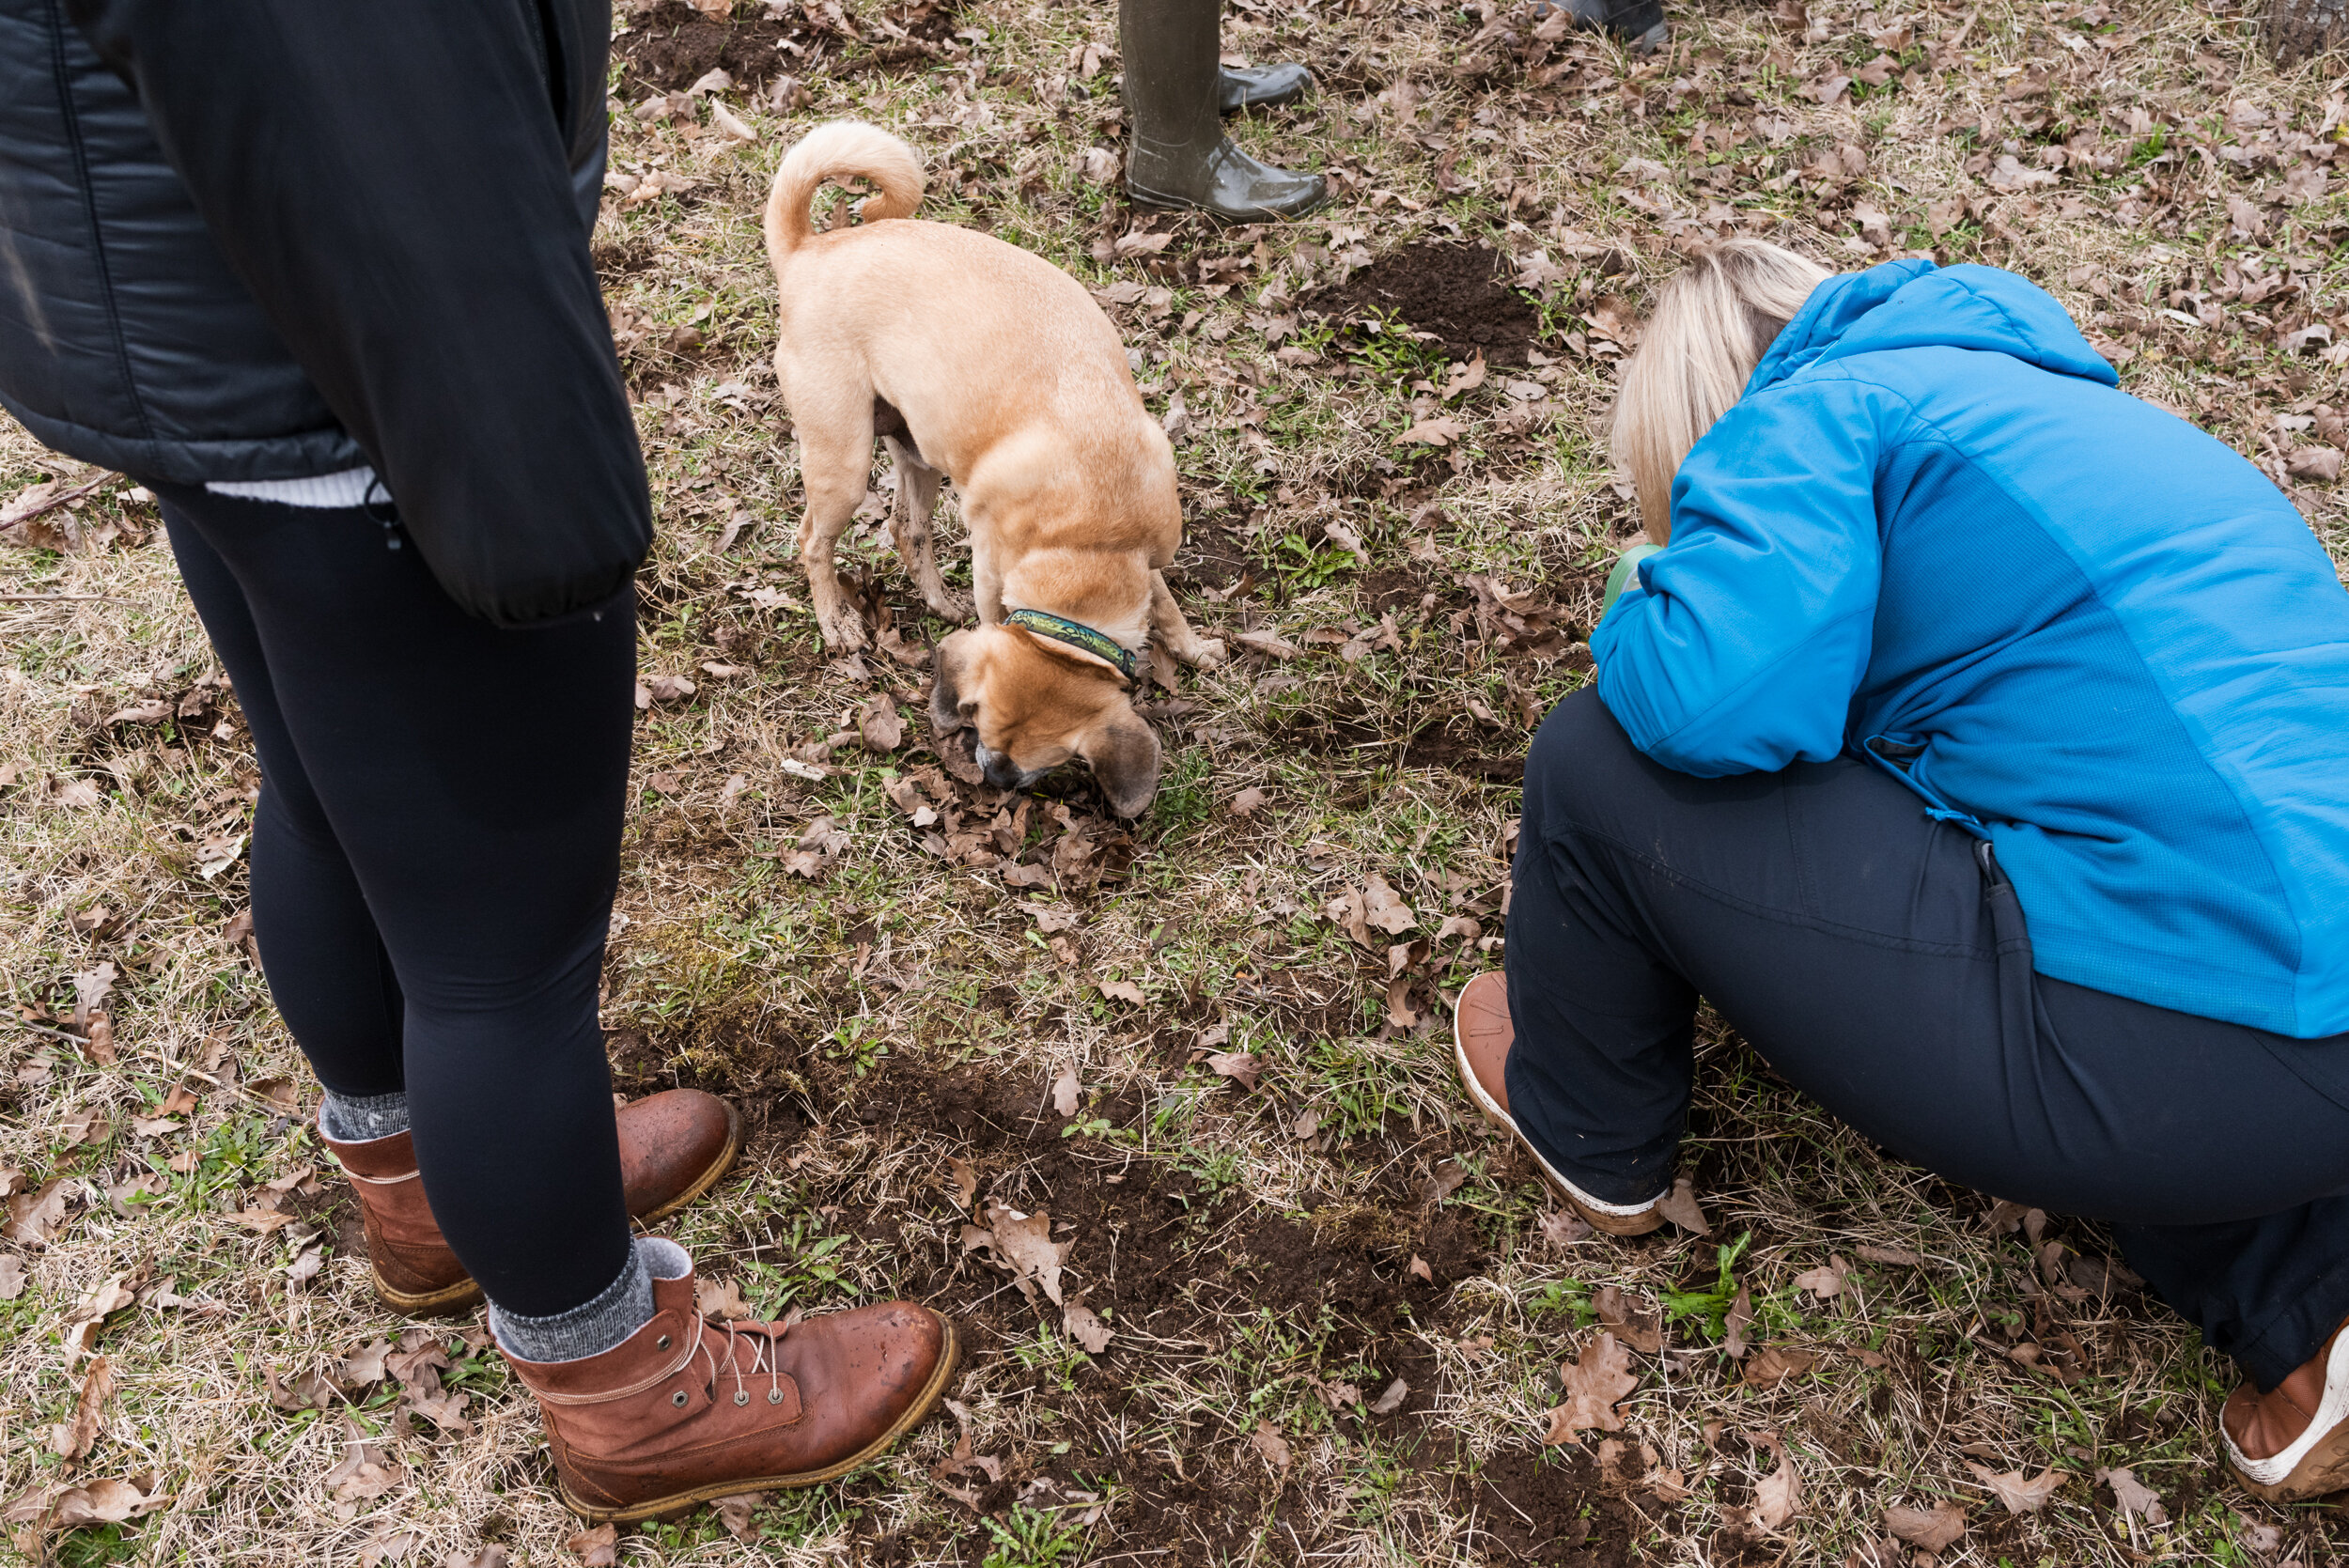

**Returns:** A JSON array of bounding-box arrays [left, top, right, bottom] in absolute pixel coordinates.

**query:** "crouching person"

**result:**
[[1, 0, 952, 1520], [1455, 241, 2349, 1501]]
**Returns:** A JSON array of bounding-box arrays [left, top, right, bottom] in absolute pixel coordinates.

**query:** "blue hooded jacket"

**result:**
[[1592, 260, 2349, 1038]]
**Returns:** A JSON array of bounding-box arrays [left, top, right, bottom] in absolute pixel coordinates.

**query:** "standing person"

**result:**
[[1, 0, 953, 1523], [1119, 0, 1328, 218], [1454, 241, 2349, 1502]]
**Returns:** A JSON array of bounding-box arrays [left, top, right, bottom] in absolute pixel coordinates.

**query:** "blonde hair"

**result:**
[[1612, 240, 1830, 544]]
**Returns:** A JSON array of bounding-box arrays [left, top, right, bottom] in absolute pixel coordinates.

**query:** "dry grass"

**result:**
[[3, 0, 2346, 1563]]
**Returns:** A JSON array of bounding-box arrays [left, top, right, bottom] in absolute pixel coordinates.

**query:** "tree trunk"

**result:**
[[2266, 0, 2346, 63]]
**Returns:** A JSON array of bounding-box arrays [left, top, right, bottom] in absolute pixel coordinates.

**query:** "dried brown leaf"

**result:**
[[1967, 1463, 2065, 1513], [1543, 1332, 1638, 1442], [1885, 1499, 1968, 1551], [1656, 1174, 1711, 1234]]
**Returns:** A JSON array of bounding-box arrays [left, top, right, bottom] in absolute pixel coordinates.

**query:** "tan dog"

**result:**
[[762, 121, 1223, 817]]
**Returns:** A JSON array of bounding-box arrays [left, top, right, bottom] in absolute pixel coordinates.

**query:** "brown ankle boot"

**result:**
[[2224, 1314, 2349, 1502], [1453, 970, 1667, 1236], [323, 1090, 742, 1315], [503, 1253, 957, 1523]]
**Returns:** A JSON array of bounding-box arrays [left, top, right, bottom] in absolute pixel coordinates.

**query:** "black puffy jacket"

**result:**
[[0, 0, 653, 626]]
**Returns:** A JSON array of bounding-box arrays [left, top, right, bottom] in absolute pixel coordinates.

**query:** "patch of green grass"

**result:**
[[980, 1504, 1089, 1568]]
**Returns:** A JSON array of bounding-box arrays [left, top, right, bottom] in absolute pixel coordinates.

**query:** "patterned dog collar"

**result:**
[[1006, 608, 1138, 683]]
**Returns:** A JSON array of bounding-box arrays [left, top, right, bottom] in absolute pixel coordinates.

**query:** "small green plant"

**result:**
[[1268, 531, 1357, 593], [1659, 1231, 1755, 1343], [1528, 1279, 1598, 1328], [980, 1505, 1088, 1568], [824, 1017, 889, 1079]]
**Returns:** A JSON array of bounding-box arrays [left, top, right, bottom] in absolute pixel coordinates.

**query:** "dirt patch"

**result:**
[[1405, 722, 1528, 784], [1301, 245, 1542, 367], [614, 1, 804, 94], [1453, 1447, 1631, 1566]]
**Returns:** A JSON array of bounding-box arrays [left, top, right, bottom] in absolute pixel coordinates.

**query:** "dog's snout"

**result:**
[[976, 744, 1023, 789]]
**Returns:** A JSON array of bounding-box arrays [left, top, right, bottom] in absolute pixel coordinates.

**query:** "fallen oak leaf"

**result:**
[[696, 1277, 754, 1321], [1369, 1375, 1409, 1415], [1097, 978, 1146, 1006], [1203, 1050, 1262, 1091], [1884, 1499, 1968, 1551], [1750, 1449, 1803, 1531], [1399, 414, 1468, 446], [1249, 1420, 1294, 1477], [565, 1524, 619, 1566], [1792, 1254, 1851, 1298], [1655, 1174, 1711, 1234], [1063, 1294, 1113, 1353], [1741, 1344, 1818, 1389], [973, 1201, 1069, 1306], [1967, 1463, 2066, 1514], [1050, 1064, 1081, 1117], [1538, 1208, 1594, 1249], [52, 1355, 112, 1460], [2097, 1466, 2168, 1526], [0, 1254, 24, 1300], [1542, 1331, 1638, 1442], [2, 1476, 167, 1527], [1592, 1285, 1663, 1354], [1235, 629, 1302, 660]]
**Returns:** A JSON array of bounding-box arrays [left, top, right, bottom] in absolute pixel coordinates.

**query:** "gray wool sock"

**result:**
[[318, 1088, 411, 1142], [488, 1237, 690, 1364]]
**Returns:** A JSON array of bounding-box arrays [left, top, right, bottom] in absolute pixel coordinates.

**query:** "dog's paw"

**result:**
[[1181, 637, 1229, 670], [926, 590, 975, 623], [817, 610, 871, 652]]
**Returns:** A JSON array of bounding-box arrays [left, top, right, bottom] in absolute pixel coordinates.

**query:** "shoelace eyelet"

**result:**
[[671, 1389, 689, 1407], [656, 1334, 673, 1351], [734, 1389, 750, 1406], [769, 1389, 784, 1405]]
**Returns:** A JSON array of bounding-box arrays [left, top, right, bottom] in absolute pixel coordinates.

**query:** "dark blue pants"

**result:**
[[160, 486, 637, 1318], [1506, 689, 2349, 1390]]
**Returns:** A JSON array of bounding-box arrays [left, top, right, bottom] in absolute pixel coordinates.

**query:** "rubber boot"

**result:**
[[503, 1247, 957, 1523], [1218, 62, 1313, 114], [323, 1089, 742, 1316], [1538, 0, 1669, 54], [1122, 0, 1327, 220]]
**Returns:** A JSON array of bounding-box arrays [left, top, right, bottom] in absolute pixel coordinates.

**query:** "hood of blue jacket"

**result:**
[[1747, 260, 2120, 397]]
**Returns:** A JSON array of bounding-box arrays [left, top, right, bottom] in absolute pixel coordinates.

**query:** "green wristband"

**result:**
[[1603, 543, 1664, 614]]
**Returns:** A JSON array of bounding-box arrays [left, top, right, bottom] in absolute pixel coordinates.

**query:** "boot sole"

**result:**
[[1127, 181, 1330, 222], [555, 1313, 963, 1525], [2232, 1415, 2349, 1503], [372, 1100, 744, 1319], [1451, 981, 1664, 1238]]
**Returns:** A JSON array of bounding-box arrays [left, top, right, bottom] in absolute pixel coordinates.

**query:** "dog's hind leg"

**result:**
[[1149, 569, 1226, 667], [882, 437, 971, 622], [794, 418, 878, 652]]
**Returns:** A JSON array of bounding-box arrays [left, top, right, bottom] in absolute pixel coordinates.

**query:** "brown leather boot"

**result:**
[[504, 1250, 957, 1523], [322, 1090, 742, 1315], [2223, 1314, 2349, 1502], [1453, 970, 1667, 1236]]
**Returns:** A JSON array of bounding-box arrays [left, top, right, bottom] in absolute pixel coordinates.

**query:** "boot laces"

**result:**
[[698, 1316, 789, 1409]]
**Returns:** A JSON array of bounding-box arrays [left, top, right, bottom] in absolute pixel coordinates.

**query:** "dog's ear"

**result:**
[[930, 629, 981, 735], [1080, 713, 1161, 818]]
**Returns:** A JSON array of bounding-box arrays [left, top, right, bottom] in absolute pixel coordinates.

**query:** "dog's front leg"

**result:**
[[971, 536, 1006, 626], [882, 439, 972, 623], [1149, 569, 1226, 667]]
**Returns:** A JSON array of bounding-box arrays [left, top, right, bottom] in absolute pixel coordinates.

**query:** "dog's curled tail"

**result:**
[[764, 120, 925, 264]]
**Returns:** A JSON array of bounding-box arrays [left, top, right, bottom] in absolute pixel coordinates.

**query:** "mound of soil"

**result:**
[[1301, 244, 1541, 367], [614, 0, 801, 94]]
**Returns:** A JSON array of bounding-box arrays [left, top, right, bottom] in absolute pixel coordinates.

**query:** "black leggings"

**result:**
[[158, 485, 635, 1317], [1507, 689, 2349, 1390]]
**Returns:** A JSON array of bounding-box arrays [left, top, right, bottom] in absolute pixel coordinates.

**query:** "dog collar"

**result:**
[[1006, 608, 1138, 683]]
